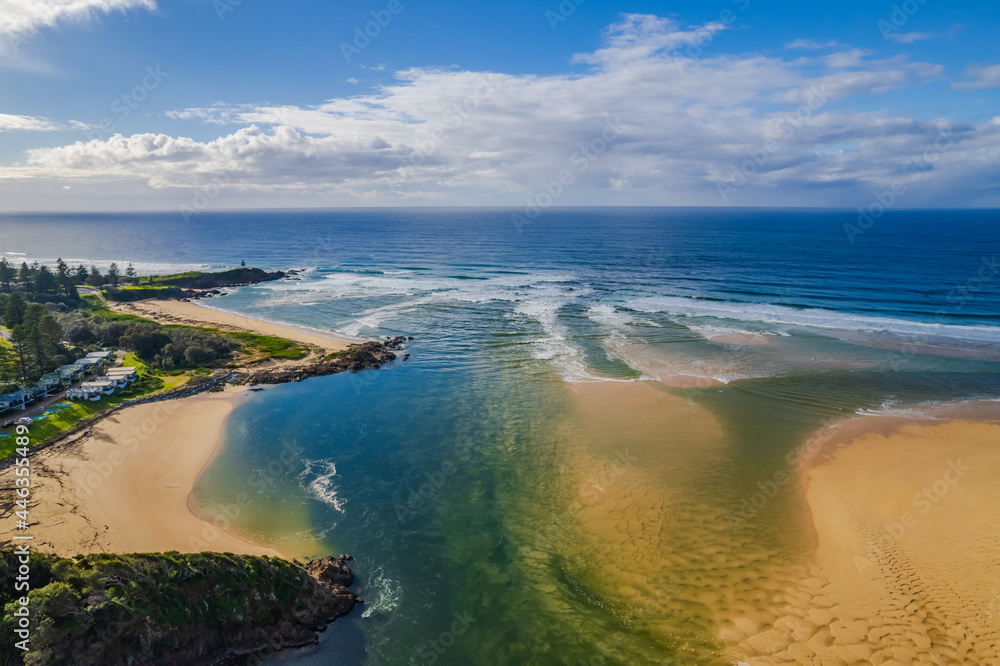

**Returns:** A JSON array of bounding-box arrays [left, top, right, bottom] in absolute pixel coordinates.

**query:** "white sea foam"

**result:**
[[361, 567, 401, 619], [300, 459, 346, 513], [628, 296, 1000, 343]]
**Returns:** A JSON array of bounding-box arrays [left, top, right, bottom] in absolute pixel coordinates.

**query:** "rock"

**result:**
[[234, 338, 407, 386], [306, 555, 355, 587]]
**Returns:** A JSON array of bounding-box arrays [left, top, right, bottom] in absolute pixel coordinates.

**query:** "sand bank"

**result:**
[[1, 388, 279, 557], [727, 416, 1000, 664], [706, 331, 771, 347], [110, 299, 352, 354]]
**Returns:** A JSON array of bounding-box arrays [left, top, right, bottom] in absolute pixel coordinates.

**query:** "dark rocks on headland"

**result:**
[[235, 337, 408, 386]]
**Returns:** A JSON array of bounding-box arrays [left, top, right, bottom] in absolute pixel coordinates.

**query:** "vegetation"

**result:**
[[146, 267, 285, 290], [0, 261, 306, 451], [0, 550, 349, 666], [0, 374, 167, 459], [228, 332, 308, 360], [103, 285, 184, 302]]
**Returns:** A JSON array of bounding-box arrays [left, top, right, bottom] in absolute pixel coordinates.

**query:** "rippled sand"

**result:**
[[549, 382, 1000, 664], [756, 420, 1000, 665]]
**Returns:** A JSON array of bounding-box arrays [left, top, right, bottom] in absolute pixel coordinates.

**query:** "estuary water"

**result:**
[[2, 208, 998, 664]]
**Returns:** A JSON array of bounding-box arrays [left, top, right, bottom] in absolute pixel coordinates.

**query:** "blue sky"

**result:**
[[0, 0, 998, 210]]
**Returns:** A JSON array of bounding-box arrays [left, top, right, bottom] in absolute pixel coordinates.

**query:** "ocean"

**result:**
[[3, 208, 999, 664]]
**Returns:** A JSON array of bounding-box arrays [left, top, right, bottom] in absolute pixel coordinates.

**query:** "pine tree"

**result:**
[[107, 262, 120, 287], [3, 293, 26, 328], [56, 258, 73, 296], [86, 266, 103, 287], [9, 325, 31, 383], [34, 265, 57, 295], [0, 258, 12, 293]]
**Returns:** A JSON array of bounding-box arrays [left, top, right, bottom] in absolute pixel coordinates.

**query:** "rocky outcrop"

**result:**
[[234, 337, 408, 386]]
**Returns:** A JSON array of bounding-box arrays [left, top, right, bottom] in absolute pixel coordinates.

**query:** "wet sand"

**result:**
[[547, 380, 1000, 663], [0, 388, 280, 557]]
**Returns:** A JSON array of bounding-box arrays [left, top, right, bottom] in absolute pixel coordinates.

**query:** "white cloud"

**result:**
[[0, 0, 155, 37], [887, 31, 935, 44], [1, 14, 997, 208], [0, 113, 63, 131], [785, 39, 841, 50], [953, 64, 1000, 91]]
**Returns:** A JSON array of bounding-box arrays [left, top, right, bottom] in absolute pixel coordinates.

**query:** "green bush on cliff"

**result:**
[[0, 551, 337, 666]]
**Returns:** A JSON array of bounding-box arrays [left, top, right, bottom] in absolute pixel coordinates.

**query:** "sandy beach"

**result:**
[[726, 415, 1000, 664], [0, 301, 373, 560], [111, 299, 352, 354], [0, 388, 280, 557]]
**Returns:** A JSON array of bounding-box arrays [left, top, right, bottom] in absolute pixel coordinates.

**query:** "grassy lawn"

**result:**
[[229, 332, 308, 360], [0, 374, 167, 459], [81, 295, 149, 321]]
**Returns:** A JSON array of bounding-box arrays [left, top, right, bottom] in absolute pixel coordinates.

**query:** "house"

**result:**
[[0, 390, 33, 411], [105, 367, 139, 384], [58, 364, 85, 381], [85, 351, 114, 362], [81, 380, 116, 397], [36, 373, 63, 394], [73, 357, 101, 369], [67, 386, 102, 401]]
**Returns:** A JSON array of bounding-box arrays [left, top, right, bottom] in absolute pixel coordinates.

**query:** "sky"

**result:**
[[0, 0, 998, 211]]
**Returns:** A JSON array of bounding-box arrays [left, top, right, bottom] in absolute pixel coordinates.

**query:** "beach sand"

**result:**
[[1, 388, 280, 558], [541, 379, 1000, 663], [730, 418, 1000, 664], [111, 299, 352, 354]]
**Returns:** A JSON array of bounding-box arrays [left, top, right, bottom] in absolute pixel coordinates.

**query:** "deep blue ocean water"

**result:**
[[3, 208, 998, 664]]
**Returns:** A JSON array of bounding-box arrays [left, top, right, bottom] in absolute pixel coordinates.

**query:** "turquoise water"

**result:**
[[3, 208, 999, 664]]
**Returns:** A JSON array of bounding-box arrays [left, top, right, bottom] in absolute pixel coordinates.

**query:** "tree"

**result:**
[[241, 260, 246, 267], [56, 258, 73, 297], [75, 265, 89, 284], [184, 345, 216, 366], [20, 304, 61, 374], [0, 342, 18, 386], [107, 262, 120, 287], [86, 266, 103, 287], [119, 322, 170, 360], [18, 262, 30, 286], [34, 265, 57, 295], [8, 325, 31, 383], [125, 263, 136, 283], [0, 258, 12, 293], [3, 292, 26, 328]]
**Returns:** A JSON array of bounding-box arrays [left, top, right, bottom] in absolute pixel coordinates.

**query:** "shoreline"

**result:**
[[110, 298, 354, 355], [0, 387, 281, 557], [0, 301, 396, 559], [729, 405, 1000, 663]]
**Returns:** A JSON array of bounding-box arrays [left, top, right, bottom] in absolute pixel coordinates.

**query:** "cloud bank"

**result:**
[[2, 14, 999, 209]]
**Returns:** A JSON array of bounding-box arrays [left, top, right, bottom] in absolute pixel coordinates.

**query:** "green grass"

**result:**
[[228, 332, 308, 360], [0, 375, 166, 460], [148, 270, 204, 284], [80, 296, 150, 321]]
